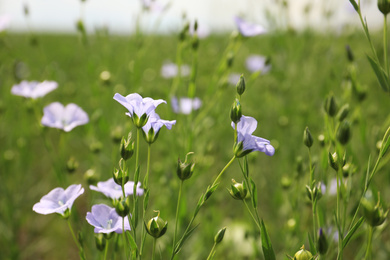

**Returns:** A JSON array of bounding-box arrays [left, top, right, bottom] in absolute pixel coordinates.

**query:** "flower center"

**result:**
[[106, 219, 113, 229], [58, 200, 65, 206]]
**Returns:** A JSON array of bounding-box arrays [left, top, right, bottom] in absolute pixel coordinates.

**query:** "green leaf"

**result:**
[[127, 233, 138, 259], [244, 156, 249, 178], [343, 217, 365, 249], [260, 219, 276, 260], [367, 55, 389, 92], [250, 178, 258, 209], [174, 224, 200, 255], [307, 232, 316, 255], [379, 126, 390, 157]]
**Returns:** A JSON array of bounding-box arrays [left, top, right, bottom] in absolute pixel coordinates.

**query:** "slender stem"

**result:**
[[211, 156, 236, 187], [140, 144, 151, 258], [152, 238, 157, 260], [136, 128, 140, 172], [144, 144, 151, 188], [206, 243, 217, 260], [172, 181, 184, 251], [384, 15, 389, 75], [243, 200, 261, 231], [67, 219, 85, 260], [308, 148, 313, 187], [122, 217, 129, 260], [364, 226, 374, 260], [104, 238, 110, 260], [234, 123, 237, 144]]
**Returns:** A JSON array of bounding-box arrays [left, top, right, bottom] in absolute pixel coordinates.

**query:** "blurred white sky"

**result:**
[[0, 0, 384, 34]]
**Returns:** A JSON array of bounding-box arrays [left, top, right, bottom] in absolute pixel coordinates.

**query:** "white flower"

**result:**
[[11, 80, 58, 99]]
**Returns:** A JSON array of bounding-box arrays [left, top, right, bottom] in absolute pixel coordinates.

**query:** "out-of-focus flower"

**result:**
[[141, 0, 166, 12], [232, 115, 275, 157], [161, 62, 190, 78], [246, 55, 271, 74], [171, 96, 202, 114], [234, 16, 267, 37], [0, 15, 11, 32], [41, 102, 89, 132], [33, 184, 84, 216], [11, 80, 58, 99], [114, 93, 166, 127], [142, 110, 176, 143], [90, 178, 144, 200], [86, 204, 131, 234]]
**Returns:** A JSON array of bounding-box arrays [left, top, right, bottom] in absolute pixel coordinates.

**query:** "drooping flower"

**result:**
[[11, 80, 58, 99], [33, 184, 84, 216], [232, 115, 275, 157], [234, 16, 267, 37], [161, 62, 190, 79], [246, 55, 271, 74], [142, 110, 176, 143], [113, 93, 166, 127], [86, 204, 131, 234], [90, 178, 144, 200], [41, 102, 89, 132], [171, 96, 202, 114]]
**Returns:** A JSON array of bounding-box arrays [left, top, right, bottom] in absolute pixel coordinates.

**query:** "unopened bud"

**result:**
[[236, 74, 246, 95], [293, 245, 313, 260], [145, 211, 168, 238], [337, 104, 350, 122], [230, 99, 242, 124], [66, 157, 79, 174], [329, 152, 339, 171], [114, 196, 131, 217], [303, 126, 313, 148], [324, 94, 338, 117], [361, 192, 388, 227], [378, 0, 390, 15], [317, 228, 328, 255], [120, 133, 135, 160], [214, 227, 227, 244], [95, 233, 106, 251], [179, 22, 190, 41], [337, 121, 351, 145], [228, 179, 248, 200], [318, 134, 325, 147], [192, 33, 199, 50], [177, 152, 195, 181]]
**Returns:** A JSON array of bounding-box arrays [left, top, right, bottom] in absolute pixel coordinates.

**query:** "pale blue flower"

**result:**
[[142, 110, 176, 143], [234, 16, 267, 37], [41, 102, 89, 132], [114, 93, 166, 119], [246, 55, 271, 74], [161, 62, 190, 78], [33, 184, 84, 215], [232, 115, 275, 156], [90, 178, 144, 200], [86, 204, 131, 234], [11, 80, 58, 99], [171, 96, 202, 114]]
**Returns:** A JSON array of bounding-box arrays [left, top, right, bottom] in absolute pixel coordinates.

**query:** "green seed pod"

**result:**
[[337, 104, 350, 122], [293, 245, 313, 260], [214, 227, 227, 244], [230, 99, 242, 124], [317, 228, 328, 255], [236, 74, 246, 96], [114, 196, 131, 217], [113, 159, 129, 185], [120, 132, 135, 160], [303, 126, 314, 148], [95, 233, 106, 251], [378, 0, 390, 15], [66, 157, 79, 174], [177, 152, 195, 181], [324, 94, 338, 117], [328, 152, 338, 171], [145, 211, 168, 238], [337, 121, 351, 145], [361, 192, 388, 227], [228, 179, 248, 200]]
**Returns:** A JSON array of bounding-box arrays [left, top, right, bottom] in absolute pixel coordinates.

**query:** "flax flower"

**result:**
[[142, 110, 176, 143], [41, 102, 89, 132], [171, 96, 202, 115], [90, 178, 144, 200], [161, 62, 190, 78], [86, 204, 131, 234], [11, 80, 58, 99], [234, 16, 266, 37]]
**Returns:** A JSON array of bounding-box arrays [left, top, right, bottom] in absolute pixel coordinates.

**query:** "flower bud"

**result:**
[[84, 168, 99, 185], [317, 228, 328, 255], [337, 121, 351, 145], [328, 152, 338, 171], [378, 0, 390, 15], [337, 104, 349, 122], [177, 152, 195, 181], [214, 227, 227, 244], [293, 245, 313, 260], [226, 51, 234, 68], [114, 196, 131, 217], [228, 179, 248, 200], [95, 233, 106, 251], [66, 157, 79, 174], [303, 126, 313, 148], [324, 94, 338, 117], [113, 161, 129, 185], [145, 211, 168, 238], [191, 33, 199, 50], [361, 192, 388, 227], [179, 22, 190, 41], [345, 45, 354, 62], [306, 182, 323, 201], [230, 99, 242, 124], [236, 74, 246, 96], [120, 133, 135, 160]]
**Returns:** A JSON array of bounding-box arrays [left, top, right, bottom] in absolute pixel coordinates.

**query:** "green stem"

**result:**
[[144, 144, 151, 189], [122, 217, 129, 260], [152, 238, 157, 260], [67, 219, 85, 260], [384, 15, 389, 75], [140, 144, 151, 258], [211, 156, 236, 187], [104, 238, 110, 260], [364, 226, 374, 260], [243, 200, 261, 231], [136, 128, 140, 172], [206, 243, 217, 260], [172, 180, 184, 251]]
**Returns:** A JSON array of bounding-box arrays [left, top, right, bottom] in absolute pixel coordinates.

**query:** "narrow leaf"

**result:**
[[174, 224, 200, 255], [250, 178, 258, 208], [307, 232, 316, 255], [367, 55, 389, 92], [343, 217, 365, 249], [260, 219, 276, 260]]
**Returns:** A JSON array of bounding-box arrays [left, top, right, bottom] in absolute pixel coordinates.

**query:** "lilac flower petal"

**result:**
[[33, 184, 84, 215], [90, 178, 144, 199], [86, 204, 131, 234], [11, 80, 58, 99], [234, 16, 267, 37], [231, 115, 257, 135], [114, 93, 166, 119], [113, 93, 135, 114], [41, 102, 89, 132]]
